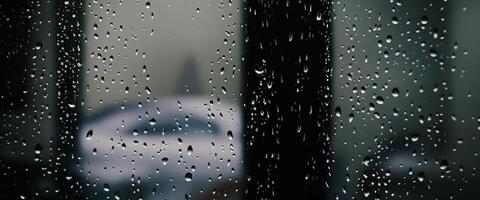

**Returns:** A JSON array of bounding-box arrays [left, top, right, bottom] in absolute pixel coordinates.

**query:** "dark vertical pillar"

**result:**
[[54, 1, 85, 199], [0, 1, 33, 199], [244, 0, 332, 199]]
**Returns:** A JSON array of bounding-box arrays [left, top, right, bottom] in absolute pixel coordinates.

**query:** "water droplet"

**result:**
[[221, 86, 227, 95], [35, 42, 43, 50], [420, 15, 429, 25], [227, 130, 233, 140], [411, 134, 419, 142], [392, 88, 400, 97], [316, 11, 322, 21], [161, 157, 168, 165], [114, 192, 120, 200], [376, 96, 384, 104], [86, 130, 93, 140], [335, 106, 342, 117], [149, 118, 156, 126], [430, 49, 438, 58], [362, 156, 371, 166], [187, 145, 193, 155], [34, 144, 43, 155], [391, 16, 399, 24], [364, 192, 370, 197], [185, 172, 193, 182], [417, 172, 425, 182], [385, 35, 392, 43], [348, 113, 354, 123], [132, 129, 139, 136], [254, 64, 265, 75], [255, 68, 264, 74], [440, 159, 448, 170]]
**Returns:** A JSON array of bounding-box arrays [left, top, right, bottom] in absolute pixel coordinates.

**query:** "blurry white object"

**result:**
[[77, 97, 243, 199]]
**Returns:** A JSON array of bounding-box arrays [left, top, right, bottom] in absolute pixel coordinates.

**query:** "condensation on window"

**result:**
[[1, 0, 480, 199]]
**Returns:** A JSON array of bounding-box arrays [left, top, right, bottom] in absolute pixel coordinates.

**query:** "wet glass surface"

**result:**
[[1, 0, 480, 199]]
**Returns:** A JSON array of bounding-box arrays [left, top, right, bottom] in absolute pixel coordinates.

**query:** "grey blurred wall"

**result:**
[[82, 0, 243, 113]]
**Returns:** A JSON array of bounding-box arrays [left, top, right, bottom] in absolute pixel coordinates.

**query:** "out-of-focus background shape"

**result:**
[[1, 0, 244, 199], [331, 0, 480, 199], [80, 0, 244, 199], [82, 0, 242, 112]]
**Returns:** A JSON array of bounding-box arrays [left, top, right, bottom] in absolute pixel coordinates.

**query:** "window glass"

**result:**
[[1, 0, 480, 199]]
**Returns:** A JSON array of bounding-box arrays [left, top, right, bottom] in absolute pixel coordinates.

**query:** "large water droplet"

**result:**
[[132, 129, 139, 136], [417, 172, 425, 182], [420, 15, 429, 25], [335, 106, 342, 117], [376, 96, 385, 104], [149, 118, 156, 126], [391, 16, 399, 24], [35, 42, 43, 50], [161, 157, 168, 166], [392, 88, 400, 97], [185, 172, 193, 182], [227, 130, 233, 140], [34, 144, 43, 155], [86, 130, 93, 140], [440, 160, 448, 170], [187, 145, 193, 155]]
